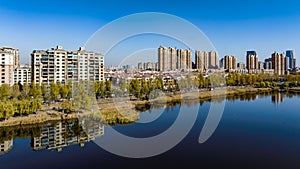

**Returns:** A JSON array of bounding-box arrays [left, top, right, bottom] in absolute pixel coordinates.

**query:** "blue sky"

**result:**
[[0, 0, 300, 66]]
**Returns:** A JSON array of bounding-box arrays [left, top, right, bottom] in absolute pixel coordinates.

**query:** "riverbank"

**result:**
[[0, 86, 284, 127]]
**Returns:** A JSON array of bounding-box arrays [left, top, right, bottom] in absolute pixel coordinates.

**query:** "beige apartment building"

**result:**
[[195, 50, 219, 71], [158, 46, 192, 71], [272, 52, 286, 75], [246, 51, 259, 72], [195, 50, 209, 71], [224, 55, 237, 70]]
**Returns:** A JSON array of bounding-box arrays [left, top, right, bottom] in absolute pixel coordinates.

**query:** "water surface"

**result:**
[[1, 92, 300, 169]]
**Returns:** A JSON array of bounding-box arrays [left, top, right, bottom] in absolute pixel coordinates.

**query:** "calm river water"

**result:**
[[1, 92, 300, 169]]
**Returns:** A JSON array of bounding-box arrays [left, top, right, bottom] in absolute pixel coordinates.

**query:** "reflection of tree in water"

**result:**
[[0, 124, 43, 155], [0, 124, 42, 143]]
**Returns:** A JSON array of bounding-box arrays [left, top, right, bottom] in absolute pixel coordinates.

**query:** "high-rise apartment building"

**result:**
[[177, 49, 187, 70], [31, 46, 104, 85], [186, 49, 193, 70], [0, 47, 19, 86], [246, 51, 259, 72], [271, 52, 285, 75], [195, 51, 209, 71], [14, 64, 31, 85], [158, 46, 169, 71], [208, 51, 219, 69], [158, 46, 192, 71], [224, 55, 237, 70]]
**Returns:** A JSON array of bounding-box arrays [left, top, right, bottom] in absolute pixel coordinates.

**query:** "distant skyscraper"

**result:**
[[137, 62, 158, 71], [258, 61, 264, 70], [271, 52, 285, 75], [237, 62, 246, 70], [246, 51, 259, 72], [286, 50, 295, 69], [264, 58, 273, 70], [285, 57, 290, 72], [224, 55, 237, 70], [219, 58, 224, 69]]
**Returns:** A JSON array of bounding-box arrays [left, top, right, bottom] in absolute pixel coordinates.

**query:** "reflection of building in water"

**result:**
[[272, 93, 284, 106], [31, 120, 104, 152], [0, 139, 13, 155]]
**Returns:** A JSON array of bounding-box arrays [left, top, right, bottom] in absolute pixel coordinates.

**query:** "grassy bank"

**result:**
[[0, 86, 281, 127]]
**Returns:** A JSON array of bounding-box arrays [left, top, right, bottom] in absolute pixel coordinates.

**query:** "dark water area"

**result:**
[[1, 92, 300, 169]]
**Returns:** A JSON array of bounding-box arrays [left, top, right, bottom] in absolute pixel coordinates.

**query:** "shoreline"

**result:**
[[0, 86, 298, 127]]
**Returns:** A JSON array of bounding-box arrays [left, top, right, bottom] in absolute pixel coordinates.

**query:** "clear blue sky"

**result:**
[[1, 0, 300, 66]]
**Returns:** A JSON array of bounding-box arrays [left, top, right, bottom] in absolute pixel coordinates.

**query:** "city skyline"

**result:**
[[1, 0, 300, 66]]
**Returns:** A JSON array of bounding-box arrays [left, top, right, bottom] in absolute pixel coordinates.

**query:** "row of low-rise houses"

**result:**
[[105, 70, 202, 91], [0, 46, 104, 86]]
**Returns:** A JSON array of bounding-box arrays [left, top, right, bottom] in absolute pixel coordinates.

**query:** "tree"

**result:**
[[61, 100, 73, 113], [284, 82, 289, 88], [11, 84, 20, 99], [0, 84, 11, 100], [105, 80, 112, 96], [50, 82, 60, 100], [22, 82, 30, 98], [129, 79, 140, 98], [260, 81, 266, 88], [29, 82, 42, 98], [156, 78, 163, 90], [60, 85, 69, 99], [120, 80, 128, 94], [41, 83, 49, 100]]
